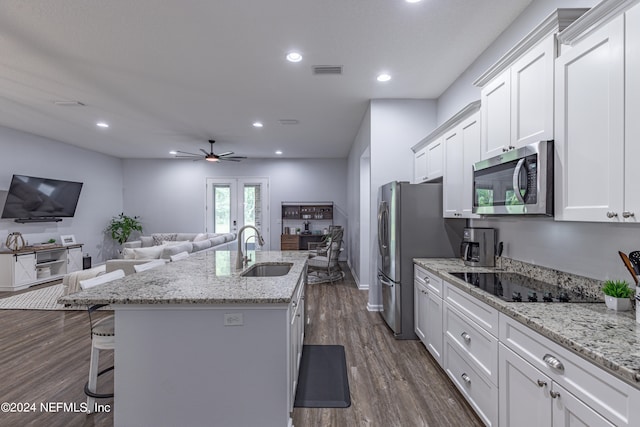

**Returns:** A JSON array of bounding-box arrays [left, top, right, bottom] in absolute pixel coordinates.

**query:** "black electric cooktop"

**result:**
[[448, 272, 600, 303]]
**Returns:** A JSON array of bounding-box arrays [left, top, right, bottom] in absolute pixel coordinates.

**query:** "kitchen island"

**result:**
[[59, 250, 308, 427]]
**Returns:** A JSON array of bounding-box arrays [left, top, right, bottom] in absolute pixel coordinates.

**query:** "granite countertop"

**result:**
[[414, 258, 640, 389], [58, 250, 308, 306]]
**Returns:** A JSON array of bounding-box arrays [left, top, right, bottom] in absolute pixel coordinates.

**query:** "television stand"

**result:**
[[14, 217, 63, 223]]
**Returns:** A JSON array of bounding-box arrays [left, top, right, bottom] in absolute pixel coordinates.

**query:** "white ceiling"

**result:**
[[0, 0, 532, 160]]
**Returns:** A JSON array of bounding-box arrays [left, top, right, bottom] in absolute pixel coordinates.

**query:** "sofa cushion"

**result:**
[[224, 233, 237, 242], [140, 236, 154, 247], [193, 233, 208, 242], [132, 245, 165, 260], [122, 248, 136, 259], [192, 240, 212, 252], [152, 233, 177, 246], [176, 233, 198, 242], [162, 240, 190, 246], [161, 242, 193, 259], [209, 236, 226, 247]]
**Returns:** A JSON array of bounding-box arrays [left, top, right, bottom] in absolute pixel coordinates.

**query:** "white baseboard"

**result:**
[[346, 259, 369, 290]]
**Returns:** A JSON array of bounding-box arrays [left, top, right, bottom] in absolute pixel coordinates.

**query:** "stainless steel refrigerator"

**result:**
[[377, 181, 464, 339]]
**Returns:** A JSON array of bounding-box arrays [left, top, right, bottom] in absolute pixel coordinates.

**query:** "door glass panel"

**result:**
[[213, 185, 231, 233], [243, 184, 260, 249]]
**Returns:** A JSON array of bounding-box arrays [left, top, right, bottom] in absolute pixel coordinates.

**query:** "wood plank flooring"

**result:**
[[0, 264, 482, 427]]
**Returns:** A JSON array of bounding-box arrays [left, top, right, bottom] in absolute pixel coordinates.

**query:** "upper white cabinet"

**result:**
[[412, 137, 444, 183], [474, 9, 587, 160], [555, 0, 639, 222], [443, 106, 481, 219]]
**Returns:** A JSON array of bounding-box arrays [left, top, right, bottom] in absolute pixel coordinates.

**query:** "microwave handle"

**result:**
[[512, 158, 527, 205]]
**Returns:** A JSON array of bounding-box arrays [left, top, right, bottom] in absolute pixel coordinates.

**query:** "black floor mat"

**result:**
[[294, 344, 351, 408]]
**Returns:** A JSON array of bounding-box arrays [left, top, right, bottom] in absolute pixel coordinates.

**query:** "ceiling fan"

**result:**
[[174, 140, 247, 162]]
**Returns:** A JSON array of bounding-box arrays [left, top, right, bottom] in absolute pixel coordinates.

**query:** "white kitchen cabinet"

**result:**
[[475, 10, 586, 160], [500, 313, 639, 426], [499, 343, 614, 427], [443, 109, 481, 218], [413, 137, 443, 183], [414, 265, 444, 367], [288, 271, 306, 410], [555, 2, 636, 222]]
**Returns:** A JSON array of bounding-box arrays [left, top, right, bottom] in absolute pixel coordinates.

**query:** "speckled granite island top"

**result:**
[[414, 258, 640, 389], [58, 250, 308, 306]]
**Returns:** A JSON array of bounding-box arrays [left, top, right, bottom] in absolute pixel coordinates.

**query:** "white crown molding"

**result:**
[[558, 0, 640, 45], [412, 100, 481, 152], [473, 8, 589, 88]]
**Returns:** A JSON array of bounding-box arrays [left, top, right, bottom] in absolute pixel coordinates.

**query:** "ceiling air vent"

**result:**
[[278, 119, 299, 125], [312, 65, 343, 75]]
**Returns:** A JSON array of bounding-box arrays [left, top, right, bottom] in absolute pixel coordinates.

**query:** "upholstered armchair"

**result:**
[[307, 226, 344, 283]]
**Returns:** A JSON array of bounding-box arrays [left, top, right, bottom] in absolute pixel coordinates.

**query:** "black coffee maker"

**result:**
[[460, 227, 495, 267]]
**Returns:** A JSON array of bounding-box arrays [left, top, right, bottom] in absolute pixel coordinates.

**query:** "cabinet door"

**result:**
[[461, 112, 481, 218], [624, 3, 640, 222], [499, 344, 552, 427], [551, 383, 615, 427], [414, 280, 428, 344], [443, 128, 463, 217], [425, 290, 443, 367], [426, 138, 444, 181], [555, 15, 625, 222], [510, 35, 555, 148], [413, 147, 428, 183], [67, 247, 83, 273], [14, 253, 36, 286], [481, 69, 511, 159]]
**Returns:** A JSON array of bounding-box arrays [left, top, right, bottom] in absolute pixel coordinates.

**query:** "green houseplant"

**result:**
[[602, 280, 633, 311], [106, 213, 143, 245]]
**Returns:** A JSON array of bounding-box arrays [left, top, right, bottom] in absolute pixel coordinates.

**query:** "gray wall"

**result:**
[[0, 126, 124, 262], [122, 158, 348, 253], [437, 0, 636, 281]]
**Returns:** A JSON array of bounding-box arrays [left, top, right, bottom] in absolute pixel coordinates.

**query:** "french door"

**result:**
[[205, 177, 270, 250]]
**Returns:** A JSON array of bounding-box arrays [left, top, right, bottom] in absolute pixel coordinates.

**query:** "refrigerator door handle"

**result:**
[[378, 273, 394, 287], [377, 201, 388, 253]]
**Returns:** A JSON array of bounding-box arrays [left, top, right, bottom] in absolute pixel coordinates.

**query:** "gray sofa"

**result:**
[[106, 232, 237, 275]]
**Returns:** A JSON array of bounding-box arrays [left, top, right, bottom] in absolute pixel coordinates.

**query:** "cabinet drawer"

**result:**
[[444, 281, 498, 337], [444, 303, 498, 384], [445, 340, 498, 427], [414, 265, 442, 296], [500, 314, 639, 426]]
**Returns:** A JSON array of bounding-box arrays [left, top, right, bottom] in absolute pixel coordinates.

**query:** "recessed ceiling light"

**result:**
[[377, 73, 392, 82], [169, 150, 177, 155], [275, 150, 283, 155], [253, 121, 264, 128], [96, 122, 109, 128], [406, 0, 422, 3], [286, 52, 303, 63]]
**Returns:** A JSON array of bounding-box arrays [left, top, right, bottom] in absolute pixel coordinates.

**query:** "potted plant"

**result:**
[[106, 213, 143, 245], [602, 280, 633, 311]]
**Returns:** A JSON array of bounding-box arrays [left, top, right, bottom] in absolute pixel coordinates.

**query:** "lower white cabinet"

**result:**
[[288, 272, 306, 411], [13, 252, 37, 286], [414, 265, 444, 366], [499, 343, 614, 427], [66, 246, 83, 273]]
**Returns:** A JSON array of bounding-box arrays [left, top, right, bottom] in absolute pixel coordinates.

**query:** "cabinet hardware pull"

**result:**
[[550, 390, 560, 399], [292, 301, 297, 307], [502, 147, 509, 152], [424, 277, 430, 283], [461, 332, 471, 343], [508, 145, 515, 150], [606, 211, 618, 218], [461, 373, 471, 385], [623, 211, 635, 218], [537, 380, 547, 387], [543, 354, 565, 372]]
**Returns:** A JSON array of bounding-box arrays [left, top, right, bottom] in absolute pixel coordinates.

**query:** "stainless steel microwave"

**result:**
[[472, 140, 553, 216]]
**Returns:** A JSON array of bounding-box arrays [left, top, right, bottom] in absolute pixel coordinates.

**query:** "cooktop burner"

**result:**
[[448, 272, 601, 303]]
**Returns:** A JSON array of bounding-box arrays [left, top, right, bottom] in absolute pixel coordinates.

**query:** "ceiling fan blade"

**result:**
[[218, 156, 246, 161], [216, 151, 234, 157], [175, 155, 202, 159], [200, 148, 210, 156], [174, 150, 200, 156]]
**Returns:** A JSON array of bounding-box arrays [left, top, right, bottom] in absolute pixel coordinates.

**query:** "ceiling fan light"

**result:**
[[205, 157, 219, 162]]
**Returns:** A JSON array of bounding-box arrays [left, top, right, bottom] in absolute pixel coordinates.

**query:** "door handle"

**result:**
[[378, 274, 394, 288], [512, 158, 526, 205]]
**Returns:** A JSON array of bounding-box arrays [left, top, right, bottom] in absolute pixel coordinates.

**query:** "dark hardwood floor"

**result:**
[[0, 264, 482, 427]]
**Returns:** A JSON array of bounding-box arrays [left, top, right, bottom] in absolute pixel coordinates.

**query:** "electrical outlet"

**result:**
[[224, 313, 244, 326]]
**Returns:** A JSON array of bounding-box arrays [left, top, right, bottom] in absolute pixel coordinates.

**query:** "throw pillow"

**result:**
[[122, 248, 136, 259], [193, 233, 208, 242], [140, 236, 154, 248], [132, 245, 165, 260], [152, 233, 177, 246]]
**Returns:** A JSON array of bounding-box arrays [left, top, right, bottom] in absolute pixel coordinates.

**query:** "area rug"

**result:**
[[294, 344, 351, 408], [0, 284, 89, 311]]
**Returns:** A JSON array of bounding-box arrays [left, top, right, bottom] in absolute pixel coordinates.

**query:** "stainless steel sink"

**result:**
[[241, 262, 293, 277]]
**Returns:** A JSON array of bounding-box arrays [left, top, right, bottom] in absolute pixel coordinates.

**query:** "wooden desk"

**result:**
[[280, 234, 325, 250]]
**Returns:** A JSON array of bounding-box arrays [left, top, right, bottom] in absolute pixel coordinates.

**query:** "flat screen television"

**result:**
[[1, 175, 83, 219]]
